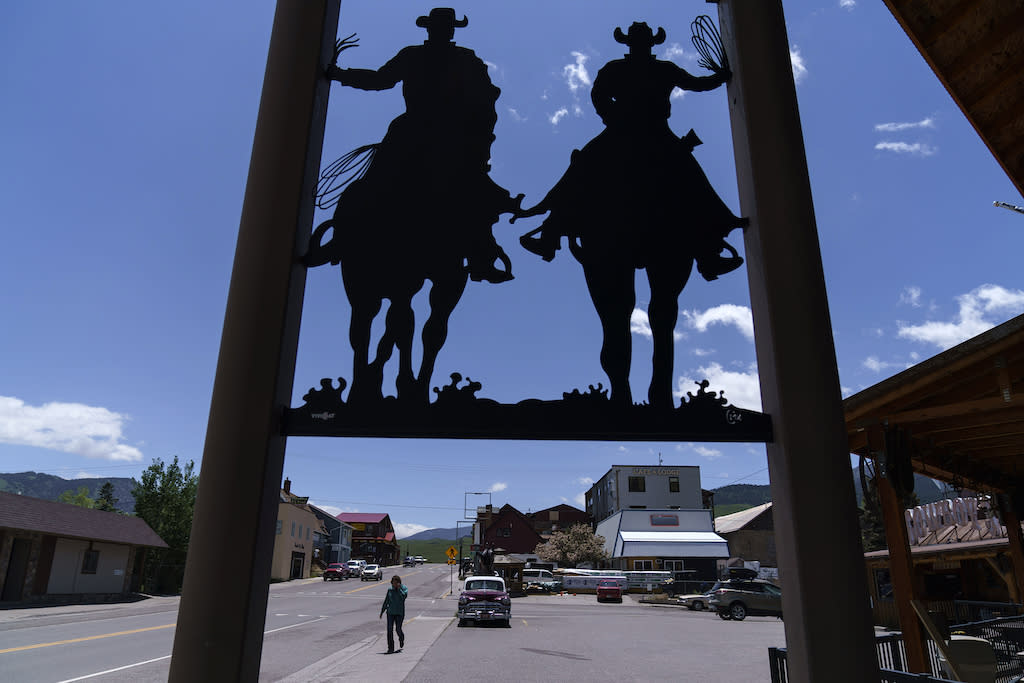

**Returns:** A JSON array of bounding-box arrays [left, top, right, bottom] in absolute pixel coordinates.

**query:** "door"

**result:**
[[2, 538, 32, 601], [290, 552, 304, 579]]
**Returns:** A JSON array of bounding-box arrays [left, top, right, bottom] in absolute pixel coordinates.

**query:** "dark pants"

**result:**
[[386, 613, 404, 651]]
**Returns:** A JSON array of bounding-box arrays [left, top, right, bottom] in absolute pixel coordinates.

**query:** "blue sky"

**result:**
[[2, 1, 1022, 539]]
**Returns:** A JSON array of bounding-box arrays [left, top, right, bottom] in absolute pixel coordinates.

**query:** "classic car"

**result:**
[[456, 575, 512, 627]]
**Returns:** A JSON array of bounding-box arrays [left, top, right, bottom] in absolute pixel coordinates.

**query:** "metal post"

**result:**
[[716, 1, 879, 680], [168, 1, 339, 680]]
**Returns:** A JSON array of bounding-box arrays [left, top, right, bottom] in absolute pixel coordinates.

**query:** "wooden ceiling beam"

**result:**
[[880, 396, 1016, 425], [964, 54, 1024, 108], [945, 7, 1024, 81]]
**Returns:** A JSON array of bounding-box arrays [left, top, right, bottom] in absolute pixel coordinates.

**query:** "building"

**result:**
[[585, 465, 702, 523], [714, 502, 777, 569], [0, 491, 167, 603], [272, 478, 324, 581], [336, 512, 399, 566], [527, 503, 591, 537], [308, 504, 352, 565], [595, 508, 729, 580], [477, 504, 544, 554]]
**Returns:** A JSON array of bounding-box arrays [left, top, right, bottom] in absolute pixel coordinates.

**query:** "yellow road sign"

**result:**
[[447, 559, 456, 565], [446, 545, 457, 560]]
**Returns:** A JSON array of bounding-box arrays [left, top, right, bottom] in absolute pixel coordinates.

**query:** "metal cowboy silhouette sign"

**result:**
[[290, 8, 769, 443]]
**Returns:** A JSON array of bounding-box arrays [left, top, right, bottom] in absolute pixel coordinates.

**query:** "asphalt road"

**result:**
[[0, 565, 787, 682], [0, 563, 453, 682]]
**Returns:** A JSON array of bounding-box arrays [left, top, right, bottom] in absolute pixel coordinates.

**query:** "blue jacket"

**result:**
[[381, 584, 408, 616]]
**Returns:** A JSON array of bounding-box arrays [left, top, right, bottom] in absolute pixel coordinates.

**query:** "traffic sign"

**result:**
[[446, 545, 457, 560]]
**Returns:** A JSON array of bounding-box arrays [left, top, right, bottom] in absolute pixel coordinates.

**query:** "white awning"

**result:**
[[614, 530, 729, 558]]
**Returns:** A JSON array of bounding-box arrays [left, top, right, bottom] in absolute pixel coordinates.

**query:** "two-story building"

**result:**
[[336, 513, 399, 566], [308, 504, 353, 565], [585, 465, 703, 523], [477, 504, 544, 554], [272, 478, 324, 581], [527, 503, 591, 538]]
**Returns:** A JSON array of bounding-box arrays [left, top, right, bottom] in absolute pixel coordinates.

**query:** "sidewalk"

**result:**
[[278, 604, 455, 682]]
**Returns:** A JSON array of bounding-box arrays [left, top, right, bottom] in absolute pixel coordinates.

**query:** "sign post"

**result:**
[[447, 545, 457, 594]]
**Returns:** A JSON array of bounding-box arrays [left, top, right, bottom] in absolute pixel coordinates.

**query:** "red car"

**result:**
[[596, 579, 623, 602], [323, 563, 349, 581]]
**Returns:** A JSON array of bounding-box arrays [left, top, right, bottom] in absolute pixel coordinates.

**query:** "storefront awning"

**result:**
[[614, 531, 729, 559]]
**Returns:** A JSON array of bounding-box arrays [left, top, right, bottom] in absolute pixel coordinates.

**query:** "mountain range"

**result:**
[[0, 471, 137, 513]]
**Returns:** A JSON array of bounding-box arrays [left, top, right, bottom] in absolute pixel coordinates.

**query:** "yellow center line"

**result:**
[[0, 623, 175, 655], [345, 580, 389, 594]]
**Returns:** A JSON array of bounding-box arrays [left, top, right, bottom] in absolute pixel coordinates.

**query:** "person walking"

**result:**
[[380, 575, 408, 653]]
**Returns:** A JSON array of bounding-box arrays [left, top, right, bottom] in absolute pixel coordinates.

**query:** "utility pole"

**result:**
[[994, 200, 1024, 215]]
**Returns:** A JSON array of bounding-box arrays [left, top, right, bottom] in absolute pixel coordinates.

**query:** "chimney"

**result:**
[[283, 477, 291, 494]]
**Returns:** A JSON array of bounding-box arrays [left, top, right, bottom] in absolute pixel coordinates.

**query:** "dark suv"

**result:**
[[708, 579, 782, 621]]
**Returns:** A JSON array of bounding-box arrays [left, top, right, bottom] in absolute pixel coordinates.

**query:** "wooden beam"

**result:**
[[884, 396, 1016, 424], [997, 497, 1024, 611], [877, 469, 929, 673]]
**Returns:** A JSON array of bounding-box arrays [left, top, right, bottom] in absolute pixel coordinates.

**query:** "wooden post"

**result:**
[[876, 466, 929, 673], [997, 496, 1024, 605], [168, 1, 339, 680], [716, 1, 879, 680]]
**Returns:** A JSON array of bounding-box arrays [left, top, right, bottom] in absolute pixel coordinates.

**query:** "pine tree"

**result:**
[[94, 481, 120, 513]]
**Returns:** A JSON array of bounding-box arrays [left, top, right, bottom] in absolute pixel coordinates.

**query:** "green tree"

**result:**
[[57, 486, 95, 508], [131, 456, 198, 594], [533, 523, 610, 567], [94, 481, 120, 513]]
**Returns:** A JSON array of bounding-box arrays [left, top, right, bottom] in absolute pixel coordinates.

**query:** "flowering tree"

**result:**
[[533, 523, 609, 567]]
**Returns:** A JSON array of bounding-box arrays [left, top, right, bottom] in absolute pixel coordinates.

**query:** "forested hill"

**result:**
[[0, 471, 137, 513], [710, 483, 772, 507]]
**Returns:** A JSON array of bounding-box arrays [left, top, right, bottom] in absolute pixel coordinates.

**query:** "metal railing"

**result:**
[[767, 647, 947, 683]]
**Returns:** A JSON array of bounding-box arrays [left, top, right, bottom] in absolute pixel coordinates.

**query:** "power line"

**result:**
[[719, 467, 769, 488]]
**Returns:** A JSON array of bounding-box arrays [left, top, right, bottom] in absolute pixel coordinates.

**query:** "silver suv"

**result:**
[[708, 579, 783, 621]]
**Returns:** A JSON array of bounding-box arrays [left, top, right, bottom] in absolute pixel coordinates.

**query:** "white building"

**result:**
[[585, 465, 702, 523], [595, 508, 728, 580]]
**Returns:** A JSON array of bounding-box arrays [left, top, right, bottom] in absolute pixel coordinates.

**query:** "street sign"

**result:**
[[447, 559, 456, 565], [446, 545, 457, 560]]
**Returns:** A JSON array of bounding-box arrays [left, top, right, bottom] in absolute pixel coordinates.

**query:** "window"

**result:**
[[276, 520, 283, 535], [291, 521, 296, 537], [298, 524, 303, 539], [633, 560, 653, 570], [306, 527, 310, 540], [628, 476, 645, 492], [650, 513, 678, 526], [497, 527, 512, 537], [549, 511, 559, 521], [81, 548, 100, 574], [669, 476, 680, 492], [663, 559, 685, 571]]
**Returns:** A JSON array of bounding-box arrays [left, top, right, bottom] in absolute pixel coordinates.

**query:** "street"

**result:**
[[0, 564, 786, 681]]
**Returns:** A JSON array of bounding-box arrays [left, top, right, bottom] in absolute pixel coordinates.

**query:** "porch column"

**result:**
[[876, 465, 929, 672], [997, 495, 1024, 605], [716, 1, 879, 681], [168, 1, 339, 680]]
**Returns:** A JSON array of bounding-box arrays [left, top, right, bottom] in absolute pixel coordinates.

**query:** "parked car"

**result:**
[[322, 563, 349, 581], [708, 579, 783, 621], [596, 579, 623, 603], [677, 593, 710, 610], [414, 555, 426, 564], [456, 575, 512, 627], [361, 564, 383, 581], [404, 556, 416, 567]]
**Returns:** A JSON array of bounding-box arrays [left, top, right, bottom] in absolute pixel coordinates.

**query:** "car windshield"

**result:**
[[598, 581, 617, 587], [466, 580, 503, 591], [365, 565, 378, 570]]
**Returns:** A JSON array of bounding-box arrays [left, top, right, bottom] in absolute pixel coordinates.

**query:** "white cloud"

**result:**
[[676, 362, 762, 410], [489, 482, 508, 493], [875, 141, 937, 156], [484, 60, 498, 73], [573, 491, 585, 507], [577, 476, 594, 487], [71, 471, 96, 479], [507, 107, 525, 122], [309, 501, 344, 517], [549, 107, 569, 125], [683, 304, 755, 341], [393, 523, 430, 540], [662, 43, 686, 62], [900, 286, 922, 307], [630, 308, 685, 341], [898, 284, 1024, 349], [862, 356, 898, 373], [874, 118, 935, 132], [693, 348, 715, 357], [563, 51, 591, 93], [790, 46, 808, 84], [671, 87, 685, 100], [0, 397, 143, 462], [840, 0, 856, 9], [681, 443, 723, 459]]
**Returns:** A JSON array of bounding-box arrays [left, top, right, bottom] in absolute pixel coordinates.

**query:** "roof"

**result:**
[[865, 535, 1011, 561], [614, 531, 729, 559], [0, 491, 168, 548], [336, 512, 388, 524], [845, 313, 1024, 492], [715, 503, 773, 534], [883, 0, 1024, 197]]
